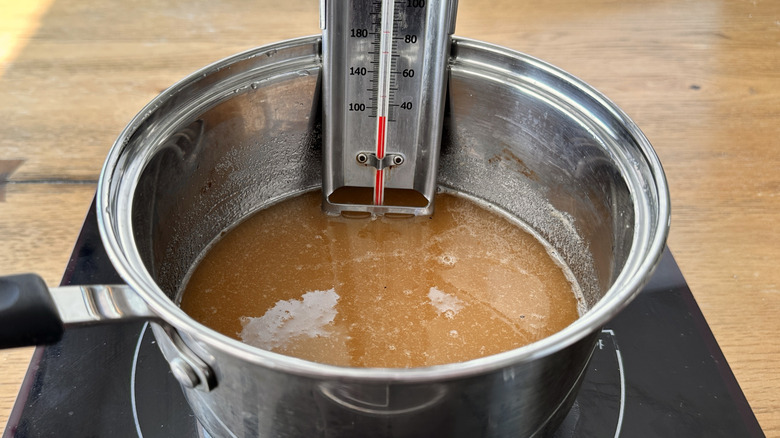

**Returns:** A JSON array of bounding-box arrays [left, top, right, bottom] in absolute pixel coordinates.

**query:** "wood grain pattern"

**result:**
[[1, 0, 778, 434], [0, 184, 96, 430]]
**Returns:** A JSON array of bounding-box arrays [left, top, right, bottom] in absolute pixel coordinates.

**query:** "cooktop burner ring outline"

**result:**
[[131, 321, 151, 438], [128, 321, 630, 437], [601, 328, 626, 438]]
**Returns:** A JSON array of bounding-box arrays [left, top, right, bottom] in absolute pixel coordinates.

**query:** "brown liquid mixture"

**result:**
[[180, 191, 581, 368]]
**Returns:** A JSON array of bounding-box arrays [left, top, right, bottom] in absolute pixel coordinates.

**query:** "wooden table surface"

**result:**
[[1, 0, 778, 434]]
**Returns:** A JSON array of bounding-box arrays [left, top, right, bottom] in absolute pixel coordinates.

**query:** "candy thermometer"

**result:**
[[321, 0, 458, 215]]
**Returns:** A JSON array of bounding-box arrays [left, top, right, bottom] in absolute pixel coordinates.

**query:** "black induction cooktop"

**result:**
[[3, 199, 765, 437]]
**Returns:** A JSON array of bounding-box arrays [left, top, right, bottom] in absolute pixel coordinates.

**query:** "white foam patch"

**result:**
[[240, 288, 339, 350], [428, 286, 464, 319]]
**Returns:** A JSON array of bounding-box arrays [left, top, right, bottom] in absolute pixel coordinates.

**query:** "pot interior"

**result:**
[[111, 36, 664, 358]]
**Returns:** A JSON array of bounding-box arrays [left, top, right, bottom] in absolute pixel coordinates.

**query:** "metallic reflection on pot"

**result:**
[[96, 36, 668, 438]]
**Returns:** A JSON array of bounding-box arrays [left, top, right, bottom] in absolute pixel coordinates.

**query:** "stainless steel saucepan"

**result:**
[[0, 36, 669, 437]]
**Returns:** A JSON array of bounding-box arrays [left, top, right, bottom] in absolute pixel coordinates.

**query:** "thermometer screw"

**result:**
[[356, 153, 369, 164], [393, 155, 404, 166]]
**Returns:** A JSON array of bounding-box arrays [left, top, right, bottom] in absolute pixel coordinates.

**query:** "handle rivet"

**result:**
[[170, 357, 201, 388]]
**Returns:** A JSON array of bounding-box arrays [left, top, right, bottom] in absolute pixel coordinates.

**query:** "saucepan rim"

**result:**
[[97, 35, 670, 382]]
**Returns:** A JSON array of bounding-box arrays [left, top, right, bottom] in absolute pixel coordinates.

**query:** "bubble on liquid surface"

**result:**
[[438, 254, 457, 266]]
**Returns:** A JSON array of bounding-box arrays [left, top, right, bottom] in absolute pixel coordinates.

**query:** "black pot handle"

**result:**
[[0, 273, 64, 349]]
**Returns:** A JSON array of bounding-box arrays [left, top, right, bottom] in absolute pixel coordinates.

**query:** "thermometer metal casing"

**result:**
[[321, 0, 457, 215]]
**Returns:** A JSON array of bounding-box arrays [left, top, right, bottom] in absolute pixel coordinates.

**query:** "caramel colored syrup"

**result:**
[[179, 191, 580, 368]]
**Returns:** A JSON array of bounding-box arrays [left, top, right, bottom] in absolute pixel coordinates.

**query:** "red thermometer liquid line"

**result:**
[[373, 0, 395, 206]]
